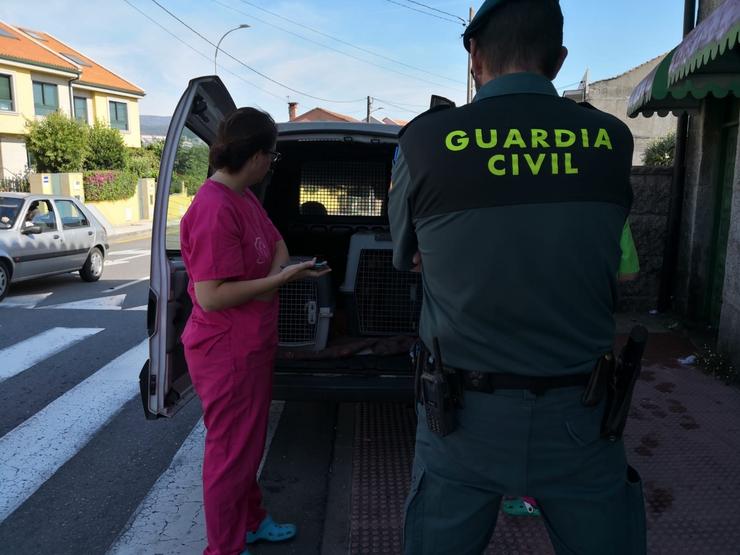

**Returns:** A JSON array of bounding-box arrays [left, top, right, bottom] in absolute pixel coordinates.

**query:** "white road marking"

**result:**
[[104, 251, 150, 267], [0, 341, 146, 522], [126, 305, 148, 311], [108, 249, 150, 256], [0, 293, 52, 309], [40, 294, 126, 311], [0, 327, 104, 383], [104, 278, 150, 292], [108, 402, 285, 555]]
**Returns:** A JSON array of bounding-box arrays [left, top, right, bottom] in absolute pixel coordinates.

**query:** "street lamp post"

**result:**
[[214, 24, 250, 75]]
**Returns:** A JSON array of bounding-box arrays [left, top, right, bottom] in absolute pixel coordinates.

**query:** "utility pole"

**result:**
[[466, 7, 475, 103], [366, 96, 372, 122]]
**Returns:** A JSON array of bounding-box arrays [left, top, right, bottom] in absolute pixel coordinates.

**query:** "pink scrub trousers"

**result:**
[[180, 179, 283, 555]]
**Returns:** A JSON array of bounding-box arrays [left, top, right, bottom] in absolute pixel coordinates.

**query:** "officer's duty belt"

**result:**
[[457, 369, 591, 396]]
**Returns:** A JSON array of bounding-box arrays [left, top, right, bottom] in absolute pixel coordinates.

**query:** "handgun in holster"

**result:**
[[414, 338, 463, 437]]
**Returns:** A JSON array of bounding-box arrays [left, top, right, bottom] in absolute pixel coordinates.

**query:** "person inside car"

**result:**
[[24, 201, 40, 228], [179, 107, 330, 555]]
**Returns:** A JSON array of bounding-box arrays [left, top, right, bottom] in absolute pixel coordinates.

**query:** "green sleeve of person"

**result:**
[[619, 221, 640, 278]]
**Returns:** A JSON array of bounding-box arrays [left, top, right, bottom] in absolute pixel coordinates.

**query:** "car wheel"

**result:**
[[80, 247, 104, 282], [0, 261, 10, 302]]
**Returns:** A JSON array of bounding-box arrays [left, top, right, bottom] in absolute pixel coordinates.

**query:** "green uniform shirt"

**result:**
[[389, 72, 637, 376]]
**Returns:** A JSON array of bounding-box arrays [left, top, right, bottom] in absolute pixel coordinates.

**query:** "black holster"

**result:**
[[412, 338, 463, 437], [601, 326, 649, 441]]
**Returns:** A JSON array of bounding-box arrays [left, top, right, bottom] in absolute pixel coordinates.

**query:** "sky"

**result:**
[[0, 0, 685, 122]]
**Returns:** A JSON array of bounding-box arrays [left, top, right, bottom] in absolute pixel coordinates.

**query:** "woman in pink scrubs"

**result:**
[[180, 108, 328, 555]]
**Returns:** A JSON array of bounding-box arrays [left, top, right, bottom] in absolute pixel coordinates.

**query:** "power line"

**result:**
[[121, 0, 285, 104], [382, 0, 464, 25], [150, 0, 366, 104], [401, 0, 467, 24], [373, 97, 423, 115], [374, 97, 427, 109], [213, 0, 460, 91], [237, 0, 463, 85]]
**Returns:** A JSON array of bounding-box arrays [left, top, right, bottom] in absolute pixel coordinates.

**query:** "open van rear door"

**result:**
[[140, 76, 236, 418]]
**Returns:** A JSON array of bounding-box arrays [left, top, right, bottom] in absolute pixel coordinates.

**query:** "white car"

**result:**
[[0, 193, 108, 302]]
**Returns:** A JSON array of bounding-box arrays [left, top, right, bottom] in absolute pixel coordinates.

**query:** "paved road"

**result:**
[[0, 235, 343, 555]]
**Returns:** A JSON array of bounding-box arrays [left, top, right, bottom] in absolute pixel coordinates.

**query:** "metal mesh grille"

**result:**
[[278, 278, 319, 346], [354, 249, 422, 335], [299, 160, 386, 217]]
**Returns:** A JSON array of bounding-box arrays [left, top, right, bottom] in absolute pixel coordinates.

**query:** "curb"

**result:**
[[108, 228, 152, 243]]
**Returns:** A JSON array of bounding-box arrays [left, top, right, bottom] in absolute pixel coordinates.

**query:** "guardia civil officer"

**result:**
[[389, 1, 646, 553]]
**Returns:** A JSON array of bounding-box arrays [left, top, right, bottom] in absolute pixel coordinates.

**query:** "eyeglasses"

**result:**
[[267, 150, 282, 164]]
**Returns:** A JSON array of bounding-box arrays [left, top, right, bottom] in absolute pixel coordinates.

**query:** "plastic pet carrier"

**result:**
[[340, 232, 422, 336], [278, 258, 334, 351]]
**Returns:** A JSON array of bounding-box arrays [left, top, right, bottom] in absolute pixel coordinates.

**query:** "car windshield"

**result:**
[[0, 197, 24, 229]]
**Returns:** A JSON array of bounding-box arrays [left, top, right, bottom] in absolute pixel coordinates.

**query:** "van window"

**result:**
[[166, 128, 210, 250], [299, 160, 385, 217]]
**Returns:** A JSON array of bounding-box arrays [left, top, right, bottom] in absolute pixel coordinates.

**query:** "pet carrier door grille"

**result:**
[[279, 278, 319, 346], [354, 249, 422, 335]]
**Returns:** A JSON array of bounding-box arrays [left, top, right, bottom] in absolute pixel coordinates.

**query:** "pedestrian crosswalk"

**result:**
[[109, 403, 285, 555], [104, 249, 150, 267], [2, 292, 147, 311], [0, 323, 285, 554], [0, 327, 103, 383]]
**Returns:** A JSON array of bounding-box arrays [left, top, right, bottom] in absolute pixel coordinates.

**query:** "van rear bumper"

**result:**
[[273, 372, 413, 402]]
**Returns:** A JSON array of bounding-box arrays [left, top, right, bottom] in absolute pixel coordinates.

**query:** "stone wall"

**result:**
[[617, 166, 673, 311]]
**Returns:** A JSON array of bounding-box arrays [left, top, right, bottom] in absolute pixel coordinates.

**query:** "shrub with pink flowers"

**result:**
[[83, 170, 137, 202]]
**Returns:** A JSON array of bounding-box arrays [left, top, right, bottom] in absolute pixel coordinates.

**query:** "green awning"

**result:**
[[628, 0, 740, 118], [627, 49, 702, 118], [669, 0, 740, 86]]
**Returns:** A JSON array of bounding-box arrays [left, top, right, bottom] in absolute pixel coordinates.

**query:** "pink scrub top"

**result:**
[[180, 179, 283, 361]]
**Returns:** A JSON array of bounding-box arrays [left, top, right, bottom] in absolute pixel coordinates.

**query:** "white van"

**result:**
[[141, 76, 422, 419]]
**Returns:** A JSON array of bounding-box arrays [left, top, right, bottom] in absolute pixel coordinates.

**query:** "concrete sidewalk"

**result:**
[[347, 322, 740, 554], [108, 221, 152, 241]]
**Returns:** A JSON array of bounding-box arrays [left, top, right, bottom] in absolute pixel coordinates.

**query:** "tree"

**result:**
[[173, 141, 210, 195], [145, 138, 165, 160], [126, 147, 160, 179], [643, 132, 676, 167], [85, 121, 127, 170], [25, 112, 87, 173]]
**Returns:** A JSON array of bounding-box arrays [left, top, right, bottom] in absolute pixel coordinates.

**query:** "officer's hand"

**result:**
[[411, 251, 422, 273]]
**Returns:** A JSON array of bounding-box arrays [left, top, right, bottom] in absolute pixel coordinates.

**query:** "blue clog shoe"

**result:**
[[246, 515, 297, 544]]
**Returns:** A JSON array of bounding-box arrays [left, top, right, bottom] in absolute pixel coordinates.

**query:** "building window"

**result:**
[[74, 96, 88, 123], [33, 81, 59, 116], [109, 101, 128, 131], [0, 74, 13, 112]]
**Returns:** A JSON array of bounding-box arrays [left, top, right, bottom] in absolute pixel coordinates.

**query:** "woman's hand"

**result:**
[[411, 251, 422, 273], [279, 258, 332, 284]]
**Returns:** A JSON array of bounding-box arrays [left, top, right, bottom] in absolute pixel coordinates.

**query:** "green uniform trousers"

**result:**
[[404, 387, 647, 555]]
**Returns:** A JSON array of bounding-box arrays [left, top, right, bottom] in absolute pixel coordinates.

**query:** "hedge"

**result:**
[[83, 170, 138, 202]]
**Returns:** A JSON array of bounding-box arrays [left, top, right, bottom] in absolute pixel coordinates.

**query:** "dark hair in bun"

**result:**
[[209, 107, 277, 173]]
